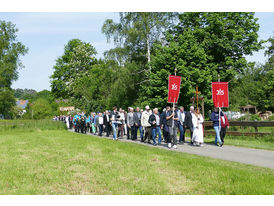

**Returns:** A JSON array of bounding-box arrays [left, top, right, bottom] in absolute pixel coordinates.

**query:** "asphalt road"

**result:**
[[69, 130, 274, 170]]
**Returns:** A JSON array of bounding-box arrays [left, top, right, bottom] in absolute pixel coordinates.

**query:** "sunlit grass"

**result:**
[[0, 126, 273, 194]]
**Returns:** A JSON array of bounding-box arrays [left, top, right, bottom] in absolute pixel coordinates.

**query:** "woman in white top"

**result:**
[[66, 116, 70, 129], [192, 108, 204, 146]]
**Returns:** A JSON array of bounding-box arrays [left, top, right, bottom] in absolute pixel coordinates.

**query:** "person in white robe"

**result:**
[[66, 116, 70, 129], [192, 109, 204, 146]]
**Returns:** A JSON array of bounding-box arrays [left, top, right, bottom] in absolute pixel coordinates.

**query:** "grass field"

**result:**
[[182, 129, 274, 151], [0, 120, 273, 195], [204, 135, 274, 151]]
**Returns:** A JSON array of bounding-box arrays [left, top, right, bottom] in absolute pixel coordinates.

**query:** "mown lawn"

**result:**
[[203, 135, 274, 151], [0, 128, 273, 194]]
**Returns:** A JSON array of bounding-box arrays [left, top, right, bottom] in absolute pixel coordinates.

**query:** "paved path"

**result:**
[[69, 130, 274, 170]]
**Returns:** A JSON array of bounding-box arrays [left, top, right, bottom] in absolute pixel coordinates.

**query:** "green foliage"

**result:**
[[11, 105, 24, 119], [140, 12, 263, 110], [14, 88, 37, 99], [23, 98, 53, 120], [268, 115, 274, 121], [50, 39, 97, 100], [0, 20, 28, 88], [0, 88, 16, 118], [102, 13, 178, 109], [230, 36, 274, 112], [0, 20, 28, 117]]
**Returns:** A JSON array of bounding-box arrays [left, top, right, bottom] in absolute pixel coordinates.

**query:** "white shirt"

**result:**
[[155, 114, 160, 126], [98, 116, 104, 125]]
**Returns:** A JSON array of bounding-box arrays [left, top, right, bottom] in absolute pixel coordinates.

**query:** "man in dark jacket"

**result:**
[[184, 106, 195, 144], [166, 106, 179, 149], [160, 106, 170, 143], [103, 110, 111, 137], [127, 107, 135, 140], [149, 108, 162, 145], [133, 107, 143, 141], [177, 106, 186, 144], [210, 107, 224, 147]]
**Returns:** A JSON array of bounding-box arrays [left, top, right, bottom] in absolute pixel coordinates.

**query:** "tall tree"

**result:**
[[0, 21, 28, 88], [0, 20, 28, 117], [50, 39, 97, 100], [102, 12, 177, 76]]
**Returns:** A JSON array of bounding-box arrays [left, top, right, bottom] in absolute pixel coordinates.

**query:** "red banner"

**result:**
[[212, 82, 229, 108], [168, 75, 182, 103]]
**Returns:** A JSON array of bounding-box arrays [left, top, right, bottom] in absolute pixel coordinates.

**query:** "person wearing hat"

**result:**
[[141, 105, 152, 143]]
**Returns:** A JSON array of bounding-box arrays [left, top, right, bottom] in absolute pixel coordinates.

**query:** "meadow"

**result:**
[[0, 120, 273, 195]]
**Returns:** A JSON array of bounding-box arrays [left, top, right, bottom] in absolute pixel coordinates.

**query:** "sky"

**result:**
[[0, 12, 273, 92]]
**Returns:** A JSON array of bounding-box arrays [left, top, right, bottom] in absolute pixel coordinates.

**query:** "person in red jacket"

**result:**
[[220, 113, 229, 144]]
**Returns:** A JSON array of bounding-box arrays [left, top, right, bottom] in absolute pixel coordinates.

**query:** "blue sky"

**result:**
[[0, 12, 273, 91]]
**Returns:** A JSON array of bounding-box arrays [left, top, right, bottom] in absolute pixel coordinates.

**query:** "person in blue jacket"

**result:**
[[210, 107, 224, 147], [73, 113, 80, 133], [85, 114, 91, 133]]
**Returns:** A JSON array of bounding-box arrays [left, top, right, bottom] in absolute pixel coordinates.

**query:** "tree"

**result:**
[[0, 89, 15, 118], [50, 39, 97, 99], [0, 20, 28, 118], [141, 12, 263, 111], [31, 98, 53, 120], [102, 12, 177, 77], [0, 20, 28, 88], [263, 36, 274, 111], [221, 36, 274, 112]]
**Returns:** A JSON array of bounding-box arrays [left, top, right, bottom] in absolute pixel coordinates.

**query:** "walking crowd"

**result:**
[[54, 105, 229, 149]]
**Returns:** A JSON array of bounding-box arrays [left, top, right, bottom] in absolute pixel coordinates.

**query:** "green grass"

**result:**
[[182, 129, 274, 151], [0, 125, 273, 194], [203, 134, 274, 151], [0, 119, 67, 132]]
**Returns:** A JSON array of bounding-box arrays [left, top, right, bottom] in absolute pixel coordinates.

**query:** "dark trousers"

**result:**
[[117, 124, 124, 137], [168, 126, 177, 145], [143, 126, 152, 143], [185, 127, 193, 143], [163, 126, 169, 143], [127, 125, 136, 140], [134, 125, 143, 140], [178, 123, 185, 142], [105, 123, 111, 137], [74, 123, 80, 133], [220, 127, 227, 143], [99, 124, 103, 136]]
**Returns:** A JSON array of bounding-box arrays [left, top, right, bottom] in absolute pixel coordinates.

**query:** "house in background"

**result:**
[[16, 100, 29, 114]]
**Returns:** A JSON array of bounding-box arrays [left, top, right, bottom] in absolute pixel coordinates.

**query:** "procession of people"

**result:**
[[54, 105, 228, 149]]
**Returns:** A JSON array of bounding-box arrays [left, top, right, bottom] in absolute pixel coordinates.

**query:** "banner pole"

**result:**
[[218, 78, 221, 142], [173, 67, 177, 128]]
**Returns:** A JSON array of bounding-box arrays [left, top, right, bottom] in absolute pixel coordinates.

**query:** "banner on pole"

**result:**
[[212, 82, 229, 108], [168, 75, 182, 103]]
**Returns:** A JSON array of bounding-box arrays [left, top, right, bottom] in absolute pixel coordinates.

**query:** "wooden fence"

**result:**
[[203, 121, 274, 137]]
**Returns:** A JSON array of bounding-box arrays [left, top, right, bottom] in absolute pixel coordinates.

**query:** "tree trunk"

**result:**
[[146, 35, 151, 73]]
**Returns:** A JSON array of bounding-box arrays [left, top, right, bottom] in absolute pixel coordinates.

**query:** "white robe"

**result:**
[[192, 114, 204, 143], [66, 116, 70, 129]]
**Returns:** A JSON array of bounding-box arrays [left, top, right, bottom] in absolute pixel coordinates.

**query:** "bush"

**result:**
[[268, 115, 274, 121]]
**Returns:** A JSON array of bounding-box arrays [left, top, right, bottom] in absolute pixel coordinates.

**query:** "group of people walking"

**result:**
[[55, 105, 229, 149]]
